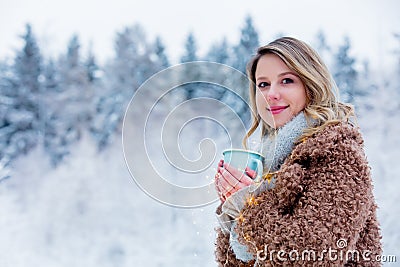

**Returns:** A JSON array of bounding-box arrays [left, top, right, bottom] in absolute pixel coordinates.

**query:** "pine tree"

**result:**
[[58, 35, 93, 138], [202, 38, 235, 101], [180, 32, 200, 99], [314, 30, 332, 67], [153, 36, 170, 69], [206, 37, 230, 64], [384, 33, 400, 115], [91, 24, 157, 149], [333, 36, 358, 104], [85, 45, 100, 83], [233, 15, 259, 74], [39, 35, 97, 165], [180, 32, 198, 63], [41, 59, 67, 166], [0, 60, 13, 161], [395, 33, 400, 78], [0, 24, 43, 161], [219, 15, 259, 123], [230, 14, 259, 109], [43, 59, 59, 92], [388, 33, 400, 131]]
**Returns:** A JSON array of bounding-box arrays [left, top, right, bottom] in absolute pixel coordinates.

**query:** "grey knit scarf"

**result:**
[[260, 111, 315, 173]]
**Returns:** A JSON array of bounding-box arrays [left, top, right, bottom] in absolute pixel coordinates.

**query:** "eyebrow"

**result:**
[[278, 71, 297, 77], [256, 71, 298, 81]]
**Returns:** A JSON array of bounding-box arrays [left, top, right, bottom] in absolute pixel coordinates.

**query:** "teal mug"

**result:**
[[222, 149, 264, 182]]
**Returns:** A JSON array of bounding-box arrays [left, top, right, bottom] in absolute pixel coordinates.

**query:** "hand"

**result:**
[[214, 160, 256, 202]]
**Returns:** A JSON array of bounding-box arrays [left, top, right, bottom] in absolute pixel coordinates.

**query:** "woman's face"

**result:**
[[255, 53, 307, 129]]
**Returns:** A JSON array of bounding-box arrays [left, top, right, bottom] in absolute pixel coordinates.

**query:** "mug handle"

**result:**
[[250, 158, 263, 182]]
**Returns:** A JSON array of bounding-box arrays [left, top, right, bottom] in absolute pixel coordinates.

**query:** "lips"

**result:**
[[267, 105, 289, 115]]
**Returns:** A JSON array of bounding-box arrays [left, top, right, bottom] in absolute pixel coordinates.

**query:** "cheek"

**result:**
[[255, 90, 267, 111], [255, 91, 271, 123], [256, 93, 267, 116], [293, 89, 307, 111]]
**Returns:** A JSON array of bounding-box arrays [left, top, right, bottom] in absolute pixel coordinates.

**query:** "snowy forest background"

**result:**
[[0, 15, 399, 266]]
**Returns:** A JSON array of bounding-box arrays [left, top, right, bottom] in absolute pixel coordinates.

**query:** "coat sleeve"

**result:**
[[215, 227, 257, 267], [234, 124, 381, 266], [215, 204, 256, 267]]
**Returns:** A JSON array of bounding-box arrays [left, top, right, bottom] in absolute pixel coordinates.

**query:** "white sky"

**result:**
[[0, 0, 399, 71]]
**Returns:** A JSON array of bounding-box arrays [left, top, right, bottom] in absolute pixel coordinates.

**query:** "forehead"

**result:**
[[255, 53, 291, 77]]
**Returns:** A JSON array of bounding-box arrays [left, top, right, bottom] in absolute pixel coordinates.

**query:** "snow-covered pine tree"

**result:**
[[206, 37, 230, 65], [41, 59, 69, 166], [61, 34, 95, 126], [394, 33, 400, 85], [0, 60, 14, 162], [40, 35, 97, 166], [333, 36, 359, 104], [202, 38, 234, 101], [354, 58, 380, 117], [91, 24, 162, 149], [380, 33, 400, 138], [180, 32, 200, 100], [228, 14, 259, 121], [153, 36, 170, 70], [0, 24, 43, 161], [180, 32, 198, 64], [314, 30, 332, 68], [233, 15, 259, 75], [215, 15, 259, 126], [85, 44, 101, 83]]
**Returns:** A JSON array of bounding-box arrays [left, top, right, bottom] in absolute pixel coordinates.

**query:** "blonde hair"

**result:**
[[243, 37, 355, 147]]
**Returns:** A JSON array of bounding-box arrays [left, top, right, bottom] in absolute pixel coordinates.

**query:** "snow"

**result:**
[[0, 106, 399, 266], [0, 133, 219, 266]]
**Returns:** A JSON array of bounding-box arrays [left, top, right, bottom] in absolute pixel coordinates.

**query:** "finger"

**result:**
[[219, 163, 254, 196], [215, 172, 224, 193], [223, 163, 244, 180], [220, 167, 241, 188], [214, 177, 226, 202], [220, 169, 247, 194], [216, 186, 225, 202], [214, 174, 221, 191], [224, 163, 253, 186], [218, 159, 224, 168], [245, 167, 257, 179], [216, 168, 231, 193], [219, 191, 225, 202], [218, 172, 239, 197], [216, 178, 230, 201], [216, 167, 224, 183], [218, 171, 233, 192]]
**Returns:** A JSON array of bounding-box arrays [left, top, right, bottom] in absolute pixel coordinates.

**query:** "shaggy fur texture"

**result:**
[[215, 122, 382, 266]]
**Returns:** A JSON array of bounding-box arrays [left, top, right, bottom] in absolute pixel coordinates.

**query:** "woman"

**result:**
[[214, 37, 382, 266]]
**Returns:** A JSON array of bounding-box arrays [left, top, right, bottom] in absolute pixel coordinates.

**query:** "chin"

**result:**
[[261, 115, 290, 129], [271, 118, 289, 129]]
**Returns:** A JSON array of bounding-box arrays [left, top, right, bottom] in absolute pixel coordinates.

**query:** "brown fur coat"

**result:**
[[215, 122, 382, 266]]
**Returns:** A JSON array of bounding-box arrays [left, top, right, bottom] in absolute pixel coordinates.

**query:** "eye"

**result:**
[[257, 81, 270, 88], [282, 78, 294, 84]]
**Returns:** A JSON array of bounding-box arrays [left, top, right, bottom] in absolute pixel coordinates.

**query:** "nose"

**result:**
[[266, 84, 280, 101]]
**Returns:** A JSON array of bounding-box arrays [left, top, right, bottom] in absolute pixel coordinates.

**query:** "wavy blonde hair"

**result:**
[[243, 37, 355, 147]]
